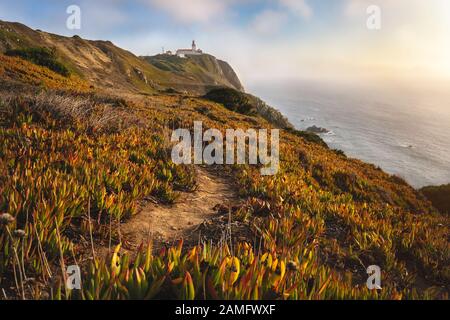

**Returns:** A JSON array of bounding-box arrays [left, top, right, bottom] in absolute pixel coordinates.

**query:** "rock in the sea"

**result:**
[[306, 125, 329, 134]]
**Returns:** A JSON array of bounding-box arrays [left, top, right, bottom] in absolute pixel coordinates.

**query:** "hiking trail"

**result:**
[[120, 166, 242, 250]]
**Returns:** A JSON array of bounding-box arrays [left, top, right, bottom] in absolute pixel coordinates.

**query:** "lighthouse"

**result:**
[[176, 40, 203, 57]]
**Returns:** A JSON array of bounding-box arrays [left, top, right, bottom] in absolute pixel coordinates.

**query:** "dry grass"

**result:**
[[0, 90, 148, 134]]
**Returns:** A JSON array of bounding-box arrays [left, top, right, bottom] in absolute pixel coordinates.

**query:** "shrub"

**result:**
[[333, 149, 346, 157], [0, 54, 88, 90], [204, 88, 293, 129], [333, 171, 358, 193], [204, 87, 256, 115], [5, 47, 70, 77], [420, 184, 450, 214], [286, 127, 328, 148]]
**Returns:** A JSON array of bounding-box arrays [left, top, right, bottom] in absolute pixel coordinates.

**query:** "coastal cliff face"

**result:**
[[143, 53, 244, 93], [0, 20, 449, 300], [216, 59, 244, 92]]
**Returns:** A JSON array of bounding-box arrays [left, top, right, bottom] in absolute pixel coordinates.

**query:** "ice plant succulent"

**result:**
[[0, 75, 448, 300]]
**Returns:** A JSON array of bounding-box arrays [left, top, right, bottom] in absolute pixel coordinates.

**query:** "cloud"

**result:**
[[339, 0, 450, 81], [4, 0, 450, 84], [248, 0, 312, 36], [279, 0, 312, 19], [250, 9, 288, 35], [145, 0, 229, 24], [344, 0, 444, 23], [79, 0, 129, 33]]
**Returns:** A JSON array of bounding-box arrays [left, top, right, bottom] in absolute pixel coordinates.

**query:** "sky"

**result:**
[[1, 0, 450, 87]]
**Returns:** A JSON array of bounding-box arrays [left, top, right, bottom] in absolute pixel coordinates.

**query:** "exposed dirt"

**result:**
[[120, 166, 244, 251]]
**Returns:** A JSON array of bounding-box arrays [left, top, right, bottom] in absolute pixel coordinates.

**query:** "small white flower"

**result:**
[[0, 213, 15, 225]]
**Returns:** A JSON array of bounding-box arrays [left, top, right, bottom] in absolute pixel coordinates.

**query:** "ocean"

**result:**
[[249, 80, 450, 188]]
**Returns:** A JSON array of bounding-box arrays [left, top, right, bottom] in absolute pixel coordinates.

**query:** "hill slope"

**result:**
[[0, 20, 243, 95]]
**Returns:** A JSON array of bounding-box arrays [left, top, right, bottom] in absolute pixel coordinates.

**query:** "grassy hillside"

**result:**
[[1, 85, 448, 299], [0, 22, 448, 300], [0, 20, 244, 95], [420, 184, 450, 215], [0, 54, 90, 91], [5, 47, 70, 76]]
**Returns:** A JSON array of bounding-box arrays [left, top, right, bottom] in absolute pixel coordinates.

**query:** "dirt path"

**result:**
[[120, 166, 242, 250]]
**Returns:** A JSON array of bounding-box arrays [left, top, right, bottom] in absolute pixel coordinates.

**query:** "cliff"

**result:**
[[142, 53, 245, 93]]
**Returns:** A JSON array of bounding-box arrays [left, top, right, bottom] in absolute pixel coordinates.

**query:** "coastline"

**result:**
[[248, 81, 450, 189]]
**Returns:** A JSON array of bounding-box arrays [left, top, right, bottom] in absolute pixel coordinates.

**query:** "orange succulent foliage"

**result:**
[[0, 54, 90, 91], [0, 50, 448, 300]]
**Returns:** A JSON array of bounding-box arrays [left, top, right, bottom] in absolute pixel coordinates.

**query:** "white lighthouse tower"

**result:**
[[192, 40, 197, 51]]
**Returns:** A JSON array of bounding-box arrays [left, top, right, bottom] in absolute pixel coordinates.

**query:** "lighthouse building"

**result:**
[[176, 40, 203, 58]]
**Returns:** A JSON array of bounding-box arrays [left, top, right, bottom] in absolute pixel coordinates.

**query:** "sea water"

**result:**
[[249, 80, 450, 188]]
